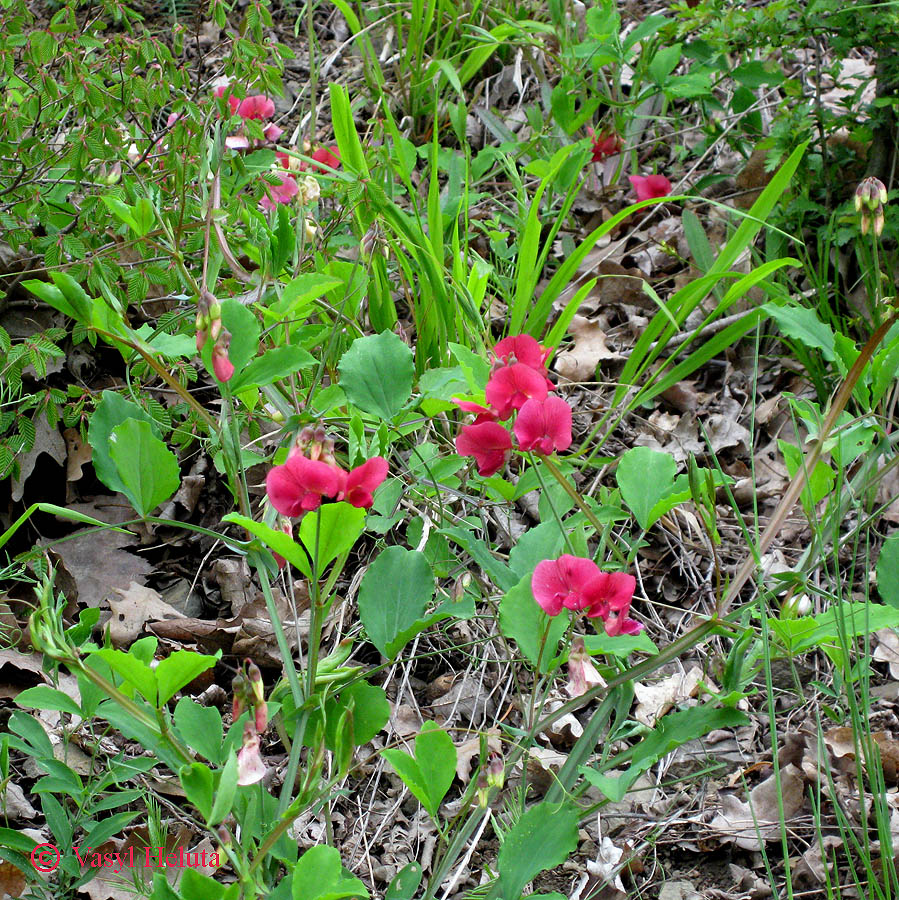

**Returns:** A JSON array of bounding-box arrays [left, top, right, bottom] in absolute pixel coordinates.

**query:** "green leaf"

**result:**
[[276, 273, 344, 315], [88, 391, 161, 495], [229, 346, 317, 393], [357, 547, 435, 659], [298, 502, 366, 574], [616, 447, 678, 529], [325, 682, 389, 749], [497, 802, 579, 900], [385, 862, 423, 900], [174, 697, 224, 764], [220, 299, 261, 374], [381, 722, 456, 820], [338, 331, 414, 420], [156, 650, 219, 706], [15, 686, 82, 716], [109, 419, 180, 517], [209, 750, 238, 826], [878, 535, 899, 609], [499, 575, 568, 673], [223, 513, 311, 576], [763, 302, 836, 361], [179, 762, 214, 822], [292, 844, 370, 900], [88, 648, 158, 705]]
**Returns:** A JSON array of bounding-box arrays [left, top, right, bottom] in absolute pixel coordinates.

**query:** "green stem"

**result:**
[[304, 512, 324, 701]]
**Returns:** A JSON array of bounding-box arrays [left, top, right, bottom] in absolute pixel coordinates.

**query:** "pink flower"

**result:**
[[485, 363, 550, 420], [237, 722, 266, 786], [567, 636, 605, 697], [166, 112, 181, 128], [452, 398, 498, 426], [213, 83, 241, 115], [304, 146, 341, 171], [276, 151, 291, 169], [587, 127, 622, 162], [455, 422, 513, 477], [601, 611, 643, 636], [236, 94, 275, 120], [629, 174, 672, 201], [493, 335, 551, 372], [339, 457, 388, 509], [514, 396, 572, 454], [260, 172, 299, 211], [263, 122, 283, 142], [225, 134, 251, 150], [266, 455, 345, 516], [532, 555, 607, 616], [582, 571, 637, 619]]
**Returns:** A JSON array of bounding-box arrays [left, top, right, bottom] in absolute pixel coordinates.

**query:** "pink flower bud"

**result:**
[[237, 722, 266, 786]]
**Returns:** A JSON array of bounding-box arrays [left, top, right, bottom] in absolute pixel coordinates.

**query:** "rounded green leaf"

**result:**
[[616, 446, 677, 529], [358, 547, 434, 659], [109, 419, 180, 517], [338, 331, 414, 420]]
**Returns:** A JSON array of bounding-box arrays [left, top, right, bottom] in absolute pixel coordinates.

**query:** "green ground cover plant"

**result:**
[[1, 0, 899, 898]]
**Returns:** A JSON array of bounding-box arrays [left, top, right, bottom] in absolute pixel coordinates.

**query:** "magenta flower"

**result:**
[[301, 146, 341, 172], [493, 335, 552, 371], [236, 94, 275, 120], [266, 455, 345, 516], [587, 127, 622, 162], [260, 172, 299, 211], [533, 556, 639, 630], [456, 422, 513, 476], [532, 555, 607, 616], [263, 122, 283, 142], [339, 457, 388, 509], [514, 396, 572, 454], [485, 363, 550, 420], [237, 722, 266, 786], [629, 174, 672, 201]]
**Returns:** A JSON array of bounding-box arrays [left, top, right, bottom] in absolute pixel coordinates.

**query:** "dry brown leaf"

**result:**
[[874, 630, 899, 679], [633, 666, 706, 727], [1, 782, 36, 821], [11, 416, 66, 502], [50, 529, 152, 609], [0, 860, 27, 899], [108, 583, 186, 647], [708, 763, 806, 850], [824, 727, 899, 783], [63, 427, 92, 482], [555, 315, 621, 382]]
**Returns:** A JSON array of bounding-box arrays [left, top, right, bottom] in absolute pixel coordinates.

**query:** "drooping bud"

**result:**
[[486, 750, 504, 790], [566, 636, 606, 698], [856, 176, 888, 237], [231, 671, 247, 721], [237, 722, 266, 786], [476, 774, 490, 809], [246, 659, 268, 732], [212, 329, 235, 382]]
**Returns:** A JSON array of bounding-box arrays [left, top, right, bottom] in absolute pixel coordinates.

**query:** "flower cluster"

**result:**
[[233, 660, 268, 786], [532, 554, 641, 637], [266, 426, 388, 517], [454, 335, 572, 477], [855, 176, 888, 237]]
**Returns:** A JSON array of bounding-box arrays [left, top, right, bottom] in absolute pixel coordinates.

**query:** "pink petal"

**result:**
[[226, 134, 251, 150], [532, 555, 603, 616], [343, 457, 389, 508], [455, 422, 512, 477], [237, 94, 275, 120], [629, 174, 672, 201], [260, 173, 299, 211], [263, 122, 283, 142], [237, 723, 266, 786], [514, 396, 572, 454], [266, 456, 344, 517], [493, 335, 551, 371], [485, 363, 549, 420]]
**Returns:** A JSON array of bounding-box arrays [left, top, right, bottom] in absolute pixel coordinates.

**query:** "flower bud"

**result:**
[[476, 774, 489, 809], [486, 750, 504, 790], [212, 329, 235, 382], [856, 176, 888, 212]]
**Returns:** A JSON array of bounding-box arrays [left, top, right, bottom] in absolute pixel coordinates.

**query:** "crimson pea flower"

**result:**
[[456, 422, 513, 477], [493, 335, 551, 371], [601, 611, 643, 637], [629, 174, 672, 201], [532, 555, 607, 616], [485, 363, 550, 420], [302, 146, 341, 172], [236, 94, 276, 120], [266, 455, 344, 516], [514, 395, 572, 455], [340, 457, 389, 509], [582, 570, 637, 620], [587, 127, 622, 162], [260, 172, 299, 211]]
